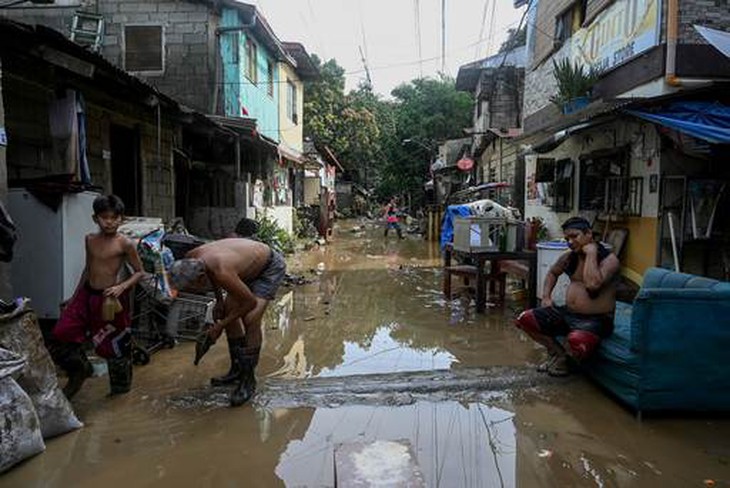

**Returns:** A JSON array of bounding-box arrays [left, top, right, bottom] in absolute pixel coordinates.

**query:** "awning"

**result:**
[[278, 144, 304, 165], [695, 25, 730, 59], [529, 119, 611, 154], [626, 101, 730, 144]]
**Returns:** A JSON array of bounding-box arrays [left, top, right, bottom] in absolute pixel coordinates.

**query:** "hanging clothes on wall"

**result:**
[[48, 89, 90, 184], [76, 92, 90, 185]]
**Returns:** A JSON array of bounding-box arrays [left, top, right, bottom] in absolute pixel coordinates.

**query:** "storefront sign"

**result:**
[[571, 0, 660, 73]]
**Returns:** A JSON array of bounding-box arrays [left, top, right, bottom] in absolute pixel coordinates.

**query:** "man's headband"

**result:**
[[562, 219, 591, 231]]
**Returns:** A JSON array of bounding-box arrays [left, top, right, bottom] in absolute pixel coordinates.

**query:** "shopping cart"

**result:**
[[131, 275, 215, 365]]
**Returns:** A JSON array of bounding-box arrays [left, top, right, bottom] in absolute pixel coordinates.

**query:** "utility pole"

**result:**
[[441, 0, 446, 72]]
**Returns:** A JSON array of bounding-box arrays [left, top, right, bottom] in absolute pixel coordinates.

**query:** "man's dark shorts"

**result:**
[[247, 250, 286, 300], [532, 306, 614, 338]]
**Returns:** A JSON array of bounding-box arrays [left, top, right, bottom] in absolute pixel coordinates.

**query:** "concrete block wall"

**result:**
[[98, 0, 219, 114], [0, 1, 93, 35], [3, 0, 220, 114], [679, 0, 730, 43]]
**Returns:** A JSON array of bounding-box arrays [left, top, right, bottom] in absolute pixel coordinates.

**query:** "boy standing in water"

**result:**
[[383, 197, 404, 239], [51, 195, 144, 398]]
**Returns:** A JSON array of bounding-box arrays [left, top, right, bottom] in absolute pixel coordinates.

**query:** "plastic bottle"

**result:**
[[102, 297, 122, 322]]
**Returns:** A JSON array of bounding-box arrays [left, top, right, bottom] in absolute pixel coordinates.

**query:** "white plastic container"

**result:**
[[537, 241, 570, 302]]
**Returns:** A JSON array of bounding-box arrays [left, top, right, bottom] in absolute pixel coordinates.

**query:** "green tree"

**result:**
[[303, 57, 381, 184], [303, 56, 472, 209], [499, 26, 527, 53], [376, 75, 473, 206]]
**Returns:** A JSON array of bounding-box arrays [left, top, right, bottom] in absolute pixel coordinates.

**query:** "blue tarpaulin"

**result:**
[[440, 205, 473, 251], [626, 101, 730, 144]]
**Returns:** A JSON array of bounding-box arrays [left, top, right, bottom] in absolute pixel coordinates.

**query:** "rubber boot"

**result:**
[[211, 337, 245, 387], [49, 342, 93, 400], [107, 355, 133, 395], [230, 346, 259, 407]]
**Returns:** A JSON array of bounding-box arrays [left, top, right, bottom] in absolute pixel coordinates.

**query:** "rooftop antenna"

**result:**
[[441, 0, 446, 72], [359, 45, 373, 88]]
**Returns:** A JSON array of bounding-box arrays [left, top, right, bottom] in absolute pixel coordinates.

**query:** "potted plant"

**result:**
[[549, 58, 599, 114]]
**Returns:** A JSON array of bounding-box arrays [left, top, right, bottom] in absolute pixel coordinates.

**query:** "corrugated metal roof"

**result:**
[[0, 18, 233, 139]]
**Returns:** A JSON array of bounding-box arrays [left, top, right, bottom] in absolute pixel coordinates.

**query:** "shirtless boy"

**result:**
[[51, 195, 144, 398], [168, 238, 286, 407], [515, 217, 620, 376]]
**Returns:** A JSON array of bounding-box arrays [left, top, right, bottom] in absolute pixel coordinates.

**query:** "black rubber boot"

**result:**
[[230, 346, 259, 407], [211, 337, 245, 387], [107, 355, 133, 395], [49, 342, 93, 400]]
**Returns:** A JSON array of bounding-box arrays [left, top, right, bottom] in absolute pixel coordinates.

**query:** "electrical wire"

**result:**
[[475, 0, 491, 60], [414, 0, 423, 78]]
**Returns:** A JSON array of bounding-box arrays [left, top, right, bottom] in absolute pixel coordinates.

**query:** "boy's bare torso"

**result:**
[[86, 233, 132, 290], [187, 238, 271, 282]]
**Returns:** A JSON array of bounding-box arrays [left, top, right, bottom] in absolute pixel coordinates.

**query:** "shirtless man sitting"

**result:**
[[168, 238, 286, 406], [515, 217, 620, 376]]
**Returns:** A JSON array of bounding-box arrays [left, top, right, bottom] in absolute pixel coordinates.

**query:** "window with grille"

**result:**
[[579, 148, 629, 212], [124, 25, 164, 73], [267, 60, 274, 97], [605, 176, 643, 216], [535, 157, 574, 211], [554, 1, 587, 48]]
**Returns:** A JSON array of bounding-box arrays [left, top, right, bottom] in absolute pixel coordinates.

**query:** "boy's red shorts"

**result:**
[[53, 283, 131, 359]]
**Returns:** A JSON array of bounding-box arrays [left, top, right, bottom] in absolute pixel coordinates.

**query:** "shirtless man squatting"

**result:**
[[515, 216, 620, 376]]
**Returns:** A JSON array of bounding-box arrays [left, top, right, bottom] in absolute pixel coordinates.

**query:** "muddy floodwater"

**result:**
[[4, 221, 730, 487]]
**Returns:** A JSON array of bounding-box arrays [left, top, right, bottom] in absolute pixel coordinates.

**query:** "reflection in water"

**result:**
[[269, 336, 310, 379], [276, 401, 516, 487], [269, 290, 294, 335], [318, 325, 457, 377]]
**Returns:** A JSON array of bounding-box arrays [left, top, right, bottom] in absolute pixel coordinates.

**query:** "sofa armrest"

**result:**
[[629, 289, 730, 397]]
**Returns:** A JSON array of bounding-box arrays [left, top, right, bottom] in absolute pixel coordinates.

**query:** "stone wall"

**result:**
[[523, 46, 565, 118]]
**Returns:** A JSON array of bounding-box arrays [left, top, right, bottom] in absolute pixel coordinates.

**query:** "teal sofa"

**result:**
[[583, 267, 730, 413]]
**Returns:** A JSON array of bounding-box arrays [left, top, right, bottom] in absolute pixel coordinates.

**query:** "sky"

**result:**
[[248, 0, 526, 96]]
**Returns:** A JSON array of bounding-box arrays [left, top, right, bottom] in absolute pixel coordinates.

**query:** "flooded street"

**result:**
[[4, 221, 730, 487]]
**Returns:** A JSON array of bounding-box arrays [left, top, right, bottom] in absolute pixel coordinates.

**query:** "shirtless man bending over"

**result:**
[[514, 217, 620, 376], [168, 238, 286, 406]]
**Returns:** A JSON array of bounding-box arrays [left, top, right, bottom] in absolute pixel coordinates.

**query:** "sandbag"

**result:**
[[0, 299, 83, 438], [0, 348, 45, 473]]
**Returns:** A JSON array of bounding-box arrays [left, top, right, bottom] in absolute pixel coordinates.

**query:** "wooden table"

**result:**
[[445, 246, 538, 313]]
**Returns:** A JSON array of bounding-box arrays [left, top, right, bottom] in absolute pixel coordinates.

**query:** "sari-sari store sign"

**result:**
[[571, 0, 661, 73]]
